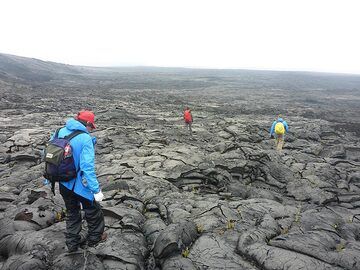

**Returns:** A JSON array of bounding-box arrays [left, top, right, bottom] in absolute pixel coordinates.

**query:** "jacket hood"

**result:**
[[277, 118, 284, 122], [65, 118, 88, 132]]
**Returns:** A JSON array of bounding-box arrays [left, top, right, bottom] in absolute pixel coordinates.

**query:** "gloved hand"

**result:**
[[94, 191, 104, 202]]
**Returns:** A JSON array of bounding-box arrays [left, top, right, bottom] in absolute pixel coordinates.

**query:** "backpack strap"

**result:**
[[53, 128, 61, 139], [63, 130, 86, 141], [64, 130, 86, 192]]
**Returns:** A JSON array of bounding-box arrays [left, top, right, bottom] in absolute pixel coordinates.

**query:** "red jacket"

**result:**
[[184, 110, 192, 123]]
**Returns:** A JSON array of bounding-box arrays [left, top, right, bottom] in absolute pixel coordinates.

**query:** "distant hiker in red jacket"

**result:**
[[183, 106, 193, 135]]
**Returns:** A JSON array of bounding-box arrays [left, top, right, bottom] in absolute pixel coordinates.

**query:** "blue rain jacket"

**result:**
[[270, 117, 289, 136], [51, 118, 100, 201]]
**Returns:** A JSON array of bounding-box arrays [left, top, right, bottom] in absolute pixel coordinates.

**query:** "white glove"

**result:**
[[94, 191, 104, 202]]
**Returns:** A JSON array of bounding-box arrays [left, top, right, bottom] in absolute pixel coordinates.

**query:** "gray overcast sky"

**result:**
[[1, 0, 360, 74]]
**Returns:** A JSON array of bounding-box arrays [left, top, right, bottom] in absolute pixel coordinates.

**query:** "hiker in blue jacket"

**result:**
[[269, 115, 289, 151], [51, 110, 107, 252]]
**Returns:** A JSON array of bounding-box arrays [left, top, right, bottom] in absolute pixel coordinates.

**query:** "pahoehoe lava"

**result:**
[[0, 53, 360, 269]]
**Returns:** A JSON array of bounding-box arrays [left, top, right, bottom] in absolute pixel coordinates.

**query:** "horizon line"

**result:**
[[2, 51, 360, 77]]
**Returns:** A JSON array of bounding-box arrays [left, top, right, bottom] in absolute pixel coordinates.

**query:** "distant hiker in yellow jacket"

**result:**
[[269, 115, 289, 151]]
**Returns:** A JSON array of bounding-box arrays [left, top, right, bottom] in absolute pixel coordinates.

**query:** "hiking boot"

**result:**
[[88, 232, 107, 247]]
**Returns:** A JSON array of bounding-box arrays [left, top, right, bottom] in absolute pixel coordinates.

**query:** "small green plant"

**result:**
[[226, 220, 235, 230], [237, 207, 243, 219], [196, 224, 204, 233], [55, 212, 62, 221], [192, 186, 199, 194], [182, 247, 190, 258], [55, 209, 66, 222], [336, 242, 345, 252], [147, 213, 158, 218]]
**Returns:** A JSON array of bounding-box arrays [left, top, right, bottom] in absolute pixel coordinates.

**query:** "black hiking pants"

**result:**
[[60, 184, 104, 251]]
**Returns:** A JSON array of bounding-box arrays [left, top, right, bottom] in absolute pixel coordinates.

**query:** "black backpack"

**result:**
[[43, 129, 84, 194]]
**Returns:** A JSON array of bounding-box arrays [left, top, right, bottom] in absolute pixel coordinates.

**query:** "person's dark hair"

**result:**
[[77, 119, 88, 127]]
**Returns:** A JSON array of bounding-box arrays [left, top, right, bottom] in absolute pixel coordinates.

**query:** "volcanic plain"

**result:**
[[0, 53, 360, 269]]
